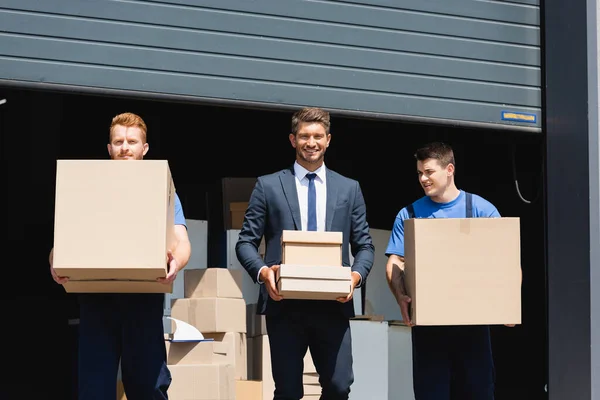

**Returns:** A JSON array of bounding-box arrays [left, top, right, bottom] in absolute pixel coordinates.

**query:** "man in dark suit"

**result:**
[[236, 107, 374, 400]]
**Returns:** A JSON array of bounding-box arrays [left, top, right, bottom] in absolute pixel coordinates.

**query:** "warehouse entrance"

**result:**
[[0, 87, 546, 399]]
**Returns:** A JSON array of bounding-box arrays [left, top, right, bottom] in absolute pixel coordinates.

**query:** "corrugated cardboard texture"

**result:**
[[404, 217, 522, 326], [53, 160, 175, 293]]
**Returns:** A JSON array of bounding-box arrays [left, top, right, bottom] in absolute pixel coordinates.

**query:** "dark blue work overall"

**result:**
[[407, 193, 495, 400], [77, 293, 171, 400]]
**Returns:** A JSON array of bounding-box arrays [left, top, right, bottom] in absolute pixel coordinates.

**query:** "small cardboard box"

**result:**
[[165, 339, 214, 366], [281, 230, 342, 266], [166, 332, 247, 380], [276, 264, 351, 300], [404, 217, 522, 326], [171, 298, 246, 333], [53, 160, 176, 293], [184, 268, 243, 299]]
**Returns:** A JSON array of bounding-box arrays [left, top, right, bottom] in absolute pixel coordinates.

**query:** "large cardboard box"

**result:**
[[53, 160, 176, 293], [404, 217, 522, 326], [281, 230, 342, 266], [276, 265, 351, 300]]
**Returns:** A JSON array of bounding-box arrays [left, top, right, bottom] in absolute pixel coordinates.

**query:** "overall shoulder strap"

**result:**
[[465, 192, 473, 218], [406, 203, 415, 219]]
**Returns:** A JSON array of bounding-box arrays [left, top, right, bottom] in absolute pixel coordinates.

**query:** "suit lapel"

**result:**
[[280, 167, 302, 230], [326, 169, 338, 231]]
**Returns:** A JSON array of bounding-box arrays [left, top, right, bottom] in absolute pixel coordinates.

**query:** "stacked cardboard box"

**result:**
[[207, 178, 265, 305], [276, 230, 352, 300], [169, 267, 256, 399], [247, 229, 355, 399]]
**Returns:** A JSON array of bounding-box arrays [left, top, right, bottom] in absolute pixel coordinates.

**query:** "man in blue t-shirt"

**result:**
[[385, 142, 513, 400], [49, 113, 191, 400]]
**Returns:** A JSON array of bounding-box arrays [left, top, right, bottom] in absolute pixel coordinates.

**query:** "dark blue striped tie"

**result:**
[[306, 173, 317, 231]]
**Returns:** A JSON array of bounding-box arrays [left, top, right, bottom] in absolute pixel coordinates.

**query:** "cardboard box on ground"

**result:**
[[113, 177, 403, 399], [162, 267, 320, 400], [154, 178, 345, 399]]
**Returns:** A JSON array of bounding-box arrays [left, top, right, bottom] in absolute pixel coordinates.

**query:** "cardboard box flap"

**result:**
[[281, 230, 342, 244], [278, 264, 351, 280]]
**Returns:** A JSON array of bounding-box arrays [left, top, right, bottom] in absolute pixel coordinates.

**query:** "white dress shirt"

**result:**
[[294, 162, 327, 232], [257, 162, 327, 283], [292, 162, 362, 286]]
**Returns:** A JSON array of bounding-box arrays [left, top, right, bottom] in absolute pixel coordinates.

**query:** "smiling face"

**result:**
[[289, 122, 330, 171], [289, 107, 332, 171], [417, 158, 455, 201]]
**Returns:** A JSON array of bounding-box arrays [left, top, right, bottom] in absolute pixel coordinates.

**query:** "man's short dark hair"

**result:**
[[291, 107, 331, 135], [414, 142, 455, 167]]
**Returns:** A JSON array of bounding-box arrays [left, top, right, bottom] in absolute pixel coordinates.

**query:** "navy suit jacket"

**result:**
[[235, 166, 375, 319]]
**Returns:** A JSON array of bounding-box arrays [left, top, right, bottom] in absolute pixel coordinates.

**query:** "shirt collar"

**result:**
[[294, 161, 326, 182]]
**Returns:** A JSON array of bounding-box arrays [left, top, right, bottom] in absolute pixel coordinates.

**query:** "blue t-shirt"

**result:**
[[385, 190, 500, 257], [174, 193, 186, 227]]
